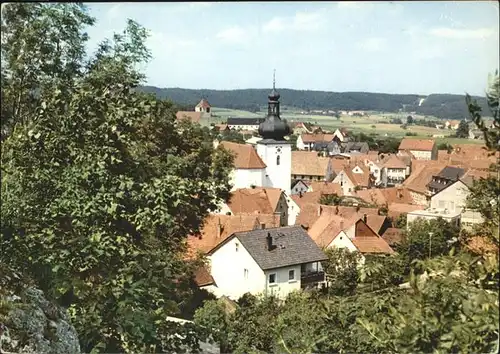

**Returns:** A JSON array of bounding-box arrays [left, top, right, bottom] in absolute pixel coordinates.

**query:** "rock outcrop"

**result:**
[[1, 287, 80, 354]]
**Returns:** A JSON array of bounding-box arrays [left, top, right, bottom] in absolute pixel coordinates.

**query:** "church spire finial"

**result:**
[[273, 69, 276, 90]]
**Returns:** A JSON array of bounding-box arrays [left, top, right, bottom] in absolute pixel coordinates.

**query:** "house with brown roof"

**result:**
[[403, 161, 449, 205], [296, 204, 388, 237], [354, 186, 413, 207], [332, 164, 373, 195], [398, 138, 437, 160], [176, 111, 203, 124], [218, 187, 290, 227], [291, 151, 330, 182], [195, 98, 211, 114], [218, 141, 267, 190], [300, 206, 393, 264], [380, 154, 411, 187], [296, 133, 335, 150]]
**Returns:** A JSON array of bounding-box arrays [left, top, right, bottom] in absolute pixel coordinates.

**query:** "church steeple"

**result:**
[[259, 70, 291, 141]]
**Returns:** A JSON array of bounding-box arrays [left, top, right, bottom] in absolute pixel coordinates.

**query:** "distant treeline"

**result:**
[[138, 86, 490, 120]]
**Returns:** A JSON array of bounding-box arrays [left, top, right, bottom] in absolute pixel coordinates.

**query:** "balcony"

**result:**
[[300, 271, 326, 286]]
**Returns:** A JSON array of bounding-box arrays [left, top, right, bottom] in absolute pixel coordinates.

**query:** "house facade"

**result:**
[[195, 98, 211, 114], [296, 133, 335, 151], [398, 138, 437, 160], [206, 226, 328, 300], [227, 118, 265, 131]]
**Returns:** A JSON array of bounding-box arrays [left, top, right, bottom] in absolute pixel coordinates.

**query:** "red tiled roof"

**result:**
[[219, 141, 266, 169], [292, 151, 330, 177], [351, 235, 395, 254], [196, 99, 211, 109], [300, 133, 335, 143], [176, 111, 203, 123], [387, 203, 425, 219], [194, 265, 216, 287], [398, 138, 436, 151], [381, 227, 405, 246], [227, 187, 283, 215]]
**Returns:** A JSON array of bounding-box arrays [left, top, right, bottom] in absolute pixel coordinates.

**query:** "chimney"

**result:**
[[299, 191, 303, 198], [318, 205, 322, 216], [217, 218, 223, 238], [266, 232, 273, 251], [363, 214, 367, 223], [397, 187, 403, 199], [260, 222, 266, 230], [340, 220, 344, 230]]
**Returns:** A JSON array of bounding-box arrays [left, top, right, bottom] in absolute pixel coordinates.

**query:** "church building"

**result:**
[[255, 73, 293, 196]]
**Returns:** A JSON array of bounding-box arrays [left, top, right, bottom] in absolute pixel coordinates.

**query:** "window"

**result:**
[[235, 242, 239, 252], [244, 269, 249, 279], [288, 269, 295, 281], [276, 155, 280, 165], [269, 273, 277, 284]]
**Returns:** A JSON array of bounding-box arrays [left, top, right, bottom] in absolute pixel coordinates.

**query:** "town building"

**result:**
[[227, 118, 265, 131], [427, 166, 467, 196], [176, 111, 203, 124], [398, 138, 437, 160], [205, 226, 328, 299], [195, 98, 211, 114], [296, 133, 335, 150]]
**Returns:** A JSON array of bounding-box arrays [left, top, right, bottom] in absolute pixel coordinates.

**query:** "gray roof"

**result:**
[[227, 118, 265, 125], [437, 166, 466, 180], [342, 142, 370, 153], [230, 226, 327, 270]]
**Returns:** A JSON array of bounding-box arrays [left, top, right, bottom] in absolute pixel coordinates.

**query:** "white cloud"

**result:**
[[262, 10, 326, 33], [106, 4, 123, 20], [216, 26, 248, 44], [429, 27, 497, 39], [358, 37, 387, 52], [262, 17, 286, 33], [147, 31, 198, 53], [337, 2, 374, 10]]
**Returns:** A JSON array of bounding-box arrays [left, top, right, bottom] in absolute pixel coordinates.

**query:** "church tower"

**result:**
[[256, 71, 292, 195]]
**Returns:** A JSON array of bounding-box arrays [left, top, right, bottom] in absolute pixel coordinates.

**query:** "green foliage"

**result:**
[[1, 3, 95, 140], [195, 252, 499, 354], [437, 142, 453, 153], [406, 115, 414, 124], [405, 131, 417, 136], [394, 213, 407, 228], [466, 176, 500, 246], [455, 119, 470, 138], [397, 218, 460, 270], [319, 193, 342, 206], [323, 248, 360, 296], [1, 8, 234, 353], [466, 70, 499, 152], [217, 129, 246, 144]]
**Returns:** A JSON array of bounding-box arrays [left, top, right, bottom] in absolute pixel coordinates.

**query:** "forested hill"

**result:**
[[138, 86, 489, 120]]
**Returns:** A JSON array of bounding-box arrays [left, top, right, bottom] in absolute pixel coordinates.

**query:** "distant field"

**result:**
[[204, 108, 485, 145]]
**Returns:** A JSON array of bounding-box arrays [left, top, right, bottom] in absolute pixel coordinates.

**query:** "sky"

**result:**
[[84, 1, 499, 96]]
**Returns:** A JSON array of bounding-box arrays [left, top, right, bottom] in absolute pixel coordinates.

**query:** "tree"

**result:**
[[465, 70, 500, 245], [319, 193, 342, 206], [323, 248, 360, 296], [437, 142, 453, 153], [218, 129, 246, 144], [394, 213, 407, 229], [466, 70, 499, 152], [1, 3, 95, 140], [455, 119, 469, 138], [397, 218, 460, 270], [406, 115, 414, 125], [1, 14, 234, 354], [334, 111, 341, 120]]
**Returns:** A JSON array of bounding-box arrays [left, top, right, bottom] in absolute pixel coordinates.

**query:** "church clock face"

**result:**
[[276, 147, 282, 154]]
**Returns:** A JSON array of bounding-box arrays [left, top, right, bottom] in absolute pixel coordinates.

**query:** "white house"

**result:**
[[381, 154, 408, 187], [218, 141, 266, 191], [291, 180, 310, 195], [333, 128, 349, 143], [205, 226, 328, 300], [429, 178, 483, 229], [445, 120, 460, 130], [227, 118, 265, 131], [332, 165, 372, 195], [398, 138, 437, 160], [407, 209, 461, 228], [195, 98, 211, 114]]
